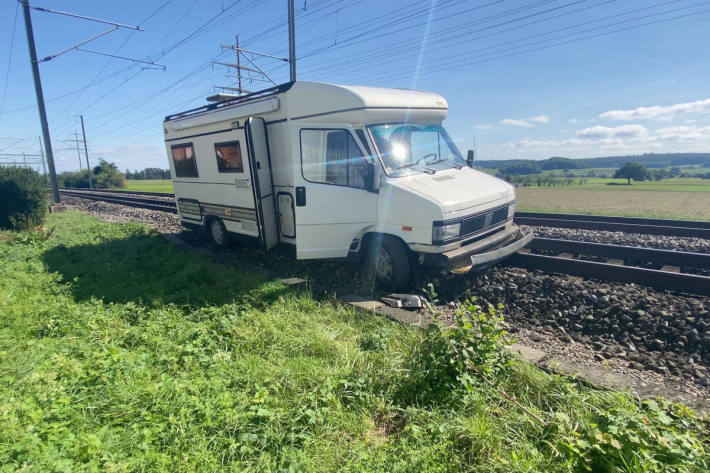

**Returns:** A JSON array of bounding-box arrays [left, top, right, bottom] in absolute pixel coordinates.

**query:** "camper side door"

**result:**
[[293, 126, 377, 259]]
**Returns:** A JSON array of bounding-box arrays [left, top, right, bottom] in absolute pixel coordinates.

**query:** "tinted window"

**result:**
[[301, 129, 367, 188], [215, 141, 243, 173], [171, 143, 198, 178]]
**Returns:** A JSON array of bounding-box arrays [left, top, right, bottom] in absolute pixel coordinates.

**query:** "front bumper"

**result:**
[[417, 223, 533, 273]]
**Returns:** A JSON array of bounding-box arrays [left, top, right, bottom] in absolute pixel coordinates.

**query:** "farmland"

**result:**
[[2, 212, 707, 472], [515, 178, 710, 221], [116, 179, 174, 194]]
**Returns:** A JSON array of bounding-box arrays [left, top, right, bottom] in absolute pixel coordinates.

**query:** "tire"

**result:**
[[207, 218, 229, 248], [366, 235, 410, 291]]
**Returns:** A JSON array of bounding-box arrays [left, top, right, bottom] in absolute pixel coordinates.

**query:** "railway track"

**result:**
[[507, 238, 710, 296], [515, 211, 710, 238], [58, 188, 177, 213], [59, 188, 710, 296]]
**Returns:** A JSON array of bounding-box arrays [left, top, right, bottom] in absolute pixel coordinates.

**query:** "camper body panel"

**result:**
[[163, 81, 529, 284]]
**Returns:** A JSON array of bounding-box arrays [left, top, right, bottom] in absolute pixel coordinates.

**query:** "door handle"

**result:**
[[295, 187, 306, 206]]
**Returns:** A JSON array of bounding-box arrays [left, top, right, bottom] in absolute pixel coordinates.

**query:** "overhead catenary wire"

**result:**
[[0, 1, 20, 122], [44, 0, 250, 135], [294, 0, 592, 78], [300, 0, 676, 82], [356, 2, 710, 85], [293, 0, 694, 83], [50, 0, 177, 125]]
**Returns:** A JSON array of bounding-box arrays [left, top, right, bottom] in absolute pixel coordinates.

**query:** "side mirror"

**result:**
[[466, 149, 475, 168], [364, 161, 376, 191]]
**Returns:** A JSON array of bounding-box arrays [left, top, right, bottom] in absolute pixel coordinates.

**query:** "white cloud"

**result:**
[[475, 124, 495, 130], [654, 125, 710, 141], [500, 115, 550, 128], [575, 125, 649, 140], [497, 121, 710, 159], [568, 118, 578, 124], [599, 98, 710, 121], [500, 118, 534, 128], [529, 115, 550, 124]]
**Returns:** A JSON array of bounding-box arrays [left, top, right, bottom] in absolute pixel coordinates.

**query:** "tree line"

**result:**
[[124, 168, 171, 180], [478, 152, 710, 173]]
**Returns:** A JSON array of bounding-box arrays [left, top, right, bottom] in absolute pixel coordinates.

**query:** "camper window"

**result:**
[[300, 129, 367, 189], [214, 141, 243, 173], [171, 143, 198, 178]]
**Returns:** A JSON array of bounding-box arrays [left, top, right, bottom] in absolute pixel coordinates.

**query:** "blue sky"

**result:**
[[1, 0, 709, 173]]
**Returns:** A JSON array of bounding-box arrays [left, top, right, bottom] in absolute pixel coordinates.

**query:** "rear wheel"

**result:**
[[207, 218, 229, 248], [367, 235, 410, 290]]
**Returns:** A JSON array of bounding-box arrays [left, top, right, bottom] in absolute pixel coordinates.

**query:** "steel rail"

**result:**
[[61, 187, 174, 198], [507, 237, 710, 296], [58, 189, 177, 213], [528, 237, 710, 270], [507, 252, 710, 296], [515, 212, 710, 238], [59, 189, 175, 206]]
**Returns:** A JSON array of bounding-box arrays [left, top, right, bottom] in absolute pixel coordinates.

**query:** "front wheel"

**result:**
[[366, 235, 410, 291]]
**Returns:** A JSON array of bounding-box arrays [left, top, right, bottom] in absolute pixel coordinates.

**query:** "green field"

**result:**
[[117, 179, 174, 193], [573, 177, 710, 192], [2, 213, 707, 472], [515, 178, 710, 220]]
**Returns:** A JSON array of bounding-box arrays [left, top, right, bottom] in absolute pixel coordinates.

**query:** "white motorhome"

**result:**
[[163, 81, 532, 289]]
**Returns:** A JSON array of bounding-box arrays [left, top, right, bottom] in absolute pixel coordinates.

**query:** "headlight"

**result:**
[[508, 202, 516, 219], [432, 222, 461, 243]]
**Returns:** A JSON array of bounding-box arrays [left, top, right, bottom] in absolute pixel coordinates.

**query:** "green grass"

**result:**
[[1, 213, 708, 472], [571, 178, 710, 192], [515, 183, 710, 220], [115, 179, 174, 193]]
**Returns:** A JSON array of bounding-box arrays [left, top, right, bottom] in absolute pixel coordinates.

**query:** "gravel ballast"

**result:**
[[524, 225, 710, 254]]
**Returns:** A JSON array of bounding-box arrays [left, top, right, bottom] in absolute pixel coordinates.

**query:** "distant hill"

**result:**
[[476, 153, 710, 174]]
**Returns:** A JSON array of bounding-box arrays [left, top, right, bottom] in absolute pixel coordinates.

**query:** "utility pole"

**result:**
[[74, 131, 83, 171], [37, 136, 48, 185], [79, 115, 92, 188], [235, 36, 243, 94], [288, 0, 296, 82], [21, 0, 60, 203]]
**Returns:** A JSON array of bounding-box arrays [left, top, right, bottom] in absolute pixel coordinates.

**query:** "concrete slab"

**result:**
[[341, 294, 385, 311], [660, 265, 680, 273], [281, 277, 308, 287], [49, 204, 75, 213], [509, 343, 547, 364], [375, 305, 429, 328]]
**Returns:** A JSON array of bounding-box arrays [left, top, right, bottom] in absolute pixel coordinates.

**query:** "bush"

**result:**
[[399, 285, 514, 405], [58, 171, 92, 188], [0, 166, 48, 230], [93, 159, 125, 188], [58, 159, 125, 189]]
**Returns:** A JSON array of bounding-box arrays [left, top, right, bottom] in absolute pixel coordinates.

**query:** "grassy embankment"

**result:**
[[2, 212, 707, 472]]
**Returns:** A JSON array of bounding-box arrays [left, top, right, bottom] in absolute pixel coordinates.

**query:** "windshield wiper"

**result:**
[[428, 158, 462, 169], [395, 161, 423, 171], [395, 161, 437, 174]]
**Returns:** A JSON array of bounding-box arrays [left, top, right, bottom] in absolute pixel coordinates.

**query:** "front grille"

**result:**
[[460, 204, 509, 237]]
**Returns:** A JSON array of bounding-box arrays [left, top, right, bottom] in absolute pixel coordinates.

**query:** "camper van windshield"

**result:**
[[368, 123, 465, 176]]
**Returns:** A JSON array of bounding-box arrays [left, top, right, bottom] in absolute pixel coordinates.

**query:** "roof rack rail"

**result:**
[[164, 81, 295, 122]]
